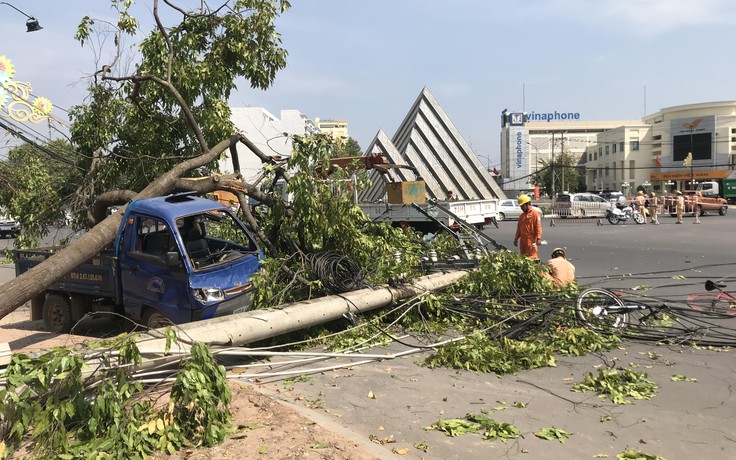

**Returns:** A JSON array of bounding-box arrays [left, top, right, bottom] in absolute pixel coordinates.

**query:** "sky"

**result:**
[[2, 0, 736, 167]]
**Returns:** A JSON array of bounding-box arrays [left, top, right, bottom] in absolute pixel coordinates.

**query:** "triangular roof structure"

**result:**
[[358, 87, 506, 202]]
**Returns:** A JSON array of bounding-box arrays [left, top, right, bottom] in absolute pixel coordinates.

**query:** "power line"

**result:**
[[0, 117, 77, 167]]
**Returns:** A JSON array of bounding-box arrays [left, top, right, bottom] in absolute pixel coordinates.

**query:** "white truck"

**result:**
[[358, 198, 499, 231]]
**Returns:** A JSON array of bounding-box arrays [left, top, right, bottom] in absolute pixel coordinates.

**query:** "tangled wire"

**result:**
[[305, 251, 366, 294]]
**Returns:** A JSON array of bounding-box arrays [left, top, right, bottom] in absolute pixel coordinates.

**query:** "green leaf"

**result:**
[[534, 427, 572, 443]]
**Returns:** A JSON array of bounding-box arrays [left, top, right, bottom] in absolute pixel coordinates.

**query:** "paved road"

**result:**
[[486, 210, 736, 296], [3, 215, 736, 459], [261, 210, 736, 460]]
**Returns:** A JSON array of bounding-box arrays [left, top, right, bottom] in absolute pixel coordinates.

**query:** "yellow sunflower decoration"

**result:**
[[33, 97, 53, 115], [0, 55, 15, 82]]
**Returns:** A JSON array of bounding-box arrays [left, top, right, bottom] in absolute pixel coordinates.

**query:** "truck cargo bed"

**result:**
[[14, 247, 117, 298]]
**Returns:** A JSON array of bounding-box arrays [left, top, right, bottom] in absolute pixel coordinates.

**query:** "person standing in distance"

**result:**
[[546, 247, 576, 287], [649, 192, 659, 225], [635, 190, 648, 224], [675, 190, 685, 224], [513, 194, 542, 260]]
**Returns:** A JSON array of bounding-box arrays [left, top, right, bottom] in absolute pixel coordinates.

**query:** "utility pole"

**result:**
[[551, 133, 556, 195], [560, 135, 565, 193]]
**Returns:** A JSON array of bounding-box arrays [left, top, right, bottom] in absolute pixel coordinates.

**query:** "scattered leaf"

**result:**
[[671, 374, 697, 382], [535, 427, 572, 444]]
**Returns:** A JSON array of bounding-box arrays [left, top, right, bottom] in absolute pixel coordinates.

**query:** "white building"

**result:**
[[501, 101, 736, 196], [583, 123, 651, 194], [314, 118, 349, 140], [500, 111, 639, 193], [221, 108, 319, 182], [585, 101, 736, 195]]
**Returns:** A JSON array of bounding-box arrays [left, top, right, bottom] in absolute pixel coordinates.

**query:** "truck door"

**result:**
[[119, 215, 192, 324]]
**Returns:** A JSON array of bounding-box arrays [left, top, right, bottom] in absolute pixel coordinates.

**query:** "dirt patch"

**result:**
[[151, 380, 384, 460], [2, 310, 386, 459]]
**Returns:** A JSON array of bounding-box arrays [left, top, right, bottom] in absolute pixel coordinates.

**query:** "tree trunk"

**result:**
[[0, 137, 238, 321]]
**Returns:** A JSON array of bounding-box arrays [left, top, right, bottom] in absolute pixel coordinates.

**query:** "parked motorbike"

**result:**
[[607, 203, 645, 225]]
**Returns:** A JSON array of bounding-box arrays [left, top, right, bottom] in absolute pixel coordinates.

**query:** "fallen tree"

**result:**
[[0, 1, 292, 319]]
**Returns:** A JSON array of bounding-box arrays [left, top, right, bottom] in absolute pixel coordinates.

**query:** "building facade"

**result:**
[[584, 101, 736, 195], [500, 111, 639, 194], [314, 118, 349, 140], [222, 108, 319, 181]]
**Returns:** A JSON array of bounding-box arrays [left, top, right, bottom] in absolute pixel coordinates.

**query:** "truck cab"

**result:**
[[117, 193, 263, 327], [16, 193, 264, 333]]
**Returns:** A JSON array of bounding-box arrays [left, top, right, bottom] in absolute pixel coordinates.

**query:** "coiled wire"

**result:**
[[305, 251, 366, 294]]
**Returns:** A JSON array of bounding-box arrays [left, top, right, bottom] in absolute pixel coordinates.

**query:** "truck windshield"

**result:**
[[178, 210, 258, 269]]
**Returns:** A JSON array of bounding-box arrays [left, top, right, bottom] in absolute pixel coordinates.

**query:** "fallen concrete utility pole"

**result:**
[[135, 269, 469, 354]]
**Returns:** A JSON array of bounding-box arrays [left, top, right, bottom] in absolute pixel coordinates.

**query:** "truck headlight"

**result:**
[[195, 287, 225, 303]]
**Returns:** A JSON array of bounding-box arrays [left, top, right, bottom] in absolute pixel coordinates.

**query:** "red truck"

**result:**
[[664, 190, 728, 217]]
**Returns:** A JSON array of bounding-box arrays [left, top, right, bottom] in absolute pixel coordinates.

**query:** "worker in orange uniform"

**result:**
[[513, 194, 543, 260], [546, 248, 576, 287]]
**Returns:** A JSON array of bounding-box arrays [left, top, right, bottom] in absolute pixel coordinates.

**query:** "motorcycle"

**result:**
[[607, 202, 645, 225]]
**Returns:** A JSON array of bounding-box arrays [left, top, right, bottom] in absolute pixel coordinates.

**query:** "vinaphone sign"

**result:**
[[504, 110, 582, 190]]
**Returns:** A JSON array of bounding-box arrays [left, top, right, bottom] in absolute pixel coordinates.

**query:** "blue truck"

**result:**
[[14, 192, 264, 333]]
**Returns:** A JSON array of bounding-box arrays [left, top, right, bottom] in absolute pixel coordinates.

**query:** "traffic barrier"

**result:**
[[548, 201, 611, 227]]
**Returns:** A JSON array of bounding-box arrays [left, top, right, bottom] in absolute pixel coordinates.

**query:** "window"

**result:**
[[605, 145, 610, 155], [612, 144, 617, 153], [588, 153, 592, 161], [620, 142, 625, 151], [137, 217, 174, 258], [629, 160, 635, 179], [594, 151, 598, 160], [613, 164, 617, 181], [630, 139, 640, 151], [599, 147, 603, 156], [605, 166, 609, 177]]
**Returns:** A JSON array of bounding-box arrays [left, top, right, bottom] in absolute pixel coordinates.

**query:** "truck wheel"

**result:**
[[142, 309, 172, 330], [43, 294, 73, 333], [497, 212, 505, 222], [719, 206, 727, 216]]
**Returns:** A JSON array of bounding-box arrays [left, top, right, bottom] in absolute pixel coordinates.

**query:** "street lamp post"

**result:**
[[621, 181, 630, 197], [0, 2, 42, 31]]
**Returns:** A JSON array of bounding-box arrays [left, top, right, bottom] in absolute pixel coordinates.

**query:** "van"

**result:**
[[554, 193, 611, 218], [599, 191, 624, 203]]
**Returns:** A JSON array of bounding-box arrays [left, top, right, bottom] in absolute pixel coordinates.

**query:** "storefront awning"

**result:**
[[650, 169, 734, 181]]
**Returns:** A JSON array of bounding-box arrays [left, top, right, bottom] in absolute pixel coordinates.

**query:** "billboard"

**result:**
[[671, 116, 715, 162]]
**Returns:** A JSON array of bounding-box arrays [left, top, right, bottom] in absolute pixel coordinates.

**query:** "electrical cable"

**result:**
[[305, 251, 366, 294]]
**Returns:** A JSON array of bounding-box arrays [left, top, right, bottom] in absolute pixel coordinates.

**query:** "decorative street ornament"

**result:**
[[0, 54, 54, 123]]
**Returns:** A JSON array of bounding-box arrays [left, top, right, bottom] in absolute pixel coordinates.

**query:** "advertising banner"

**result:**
[[506, 127, 530, 190]]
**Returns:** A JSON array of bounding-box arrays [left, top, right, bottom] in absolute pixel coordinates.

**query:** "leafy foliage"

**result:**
[[465, 413, 521, 442], [617, 451, 667, 460], [251, 134, 426, 307], [451, 251, 557, 298], [534, 427, 573, 443], [424, 413, 521, 442], [68, 0, 290, 224], [550, 326, 621, 356], [0, 334, 232, 459], [423, 334, 556, 375], [0, 140, 82, 246], [573, 368, 659, 404], [535, 152, 582, 195]]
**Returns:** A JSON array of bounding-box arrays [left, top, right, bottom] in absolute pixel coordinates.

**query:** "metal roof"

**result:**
[[358, 87, 506, 203]]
